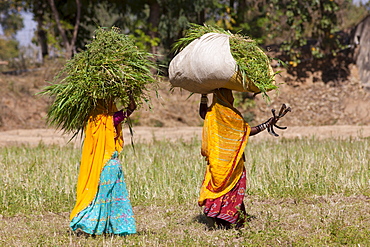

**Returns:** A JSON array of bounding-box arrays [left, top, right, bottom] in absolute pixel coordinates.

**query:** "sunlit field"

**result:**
[[0, 137, 369, 246]]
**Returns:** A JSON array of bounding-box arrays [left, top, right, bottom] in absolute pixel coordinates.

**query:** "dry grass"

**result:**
[[1, 197, 369, 246], [0, 137, 369, 246]]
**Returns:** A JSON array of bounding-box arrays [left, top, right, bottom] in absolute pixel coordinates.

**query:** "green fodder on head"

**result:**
[[172, 23, 278, 98], [39, 26, 158, 134], [171, 23, 230, 53], [228, 34, 277, 96]]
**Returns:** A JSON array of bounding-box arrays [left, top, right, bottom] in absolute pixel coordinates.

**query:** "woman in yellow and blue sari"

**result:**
[[70, 99, 136, 235]]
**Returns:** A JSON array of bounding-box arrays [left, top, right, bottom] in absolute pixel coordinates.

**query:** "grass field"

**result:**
[[0, 137, 369, 246]]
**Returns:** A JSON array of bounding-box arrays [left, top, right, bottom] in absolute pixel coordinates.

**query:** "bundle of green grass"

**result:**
[[169, 23, 278, 97], [40, 27, 157, 134]]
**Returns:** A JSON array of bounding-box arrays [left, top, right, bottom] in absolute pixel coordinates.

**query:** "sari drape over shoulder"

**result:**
[[198, 89, 250, 206], [70, 102, 123, 221]]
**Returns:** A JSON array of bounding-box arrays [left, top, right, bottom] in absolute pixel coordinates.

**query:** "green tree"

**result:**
[[232, 0, 369, 64], [0, 1, 23, 69], [0, 39, 19, 69], [0, 1, 24, 38], [3, 0, 367, 75], [22, 0, 121, 60], [111, 0, 219, 58]]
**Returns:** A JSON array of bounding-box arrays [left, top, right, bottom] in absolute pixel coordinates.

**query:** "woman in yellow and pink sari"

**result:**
[[70, 98, 136, 236], [198, 88, 277, 229]]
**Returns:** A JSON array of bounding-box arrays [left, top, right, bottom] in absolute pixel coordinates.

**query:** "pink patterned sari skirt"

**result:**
[[203, 169, 247, 225]]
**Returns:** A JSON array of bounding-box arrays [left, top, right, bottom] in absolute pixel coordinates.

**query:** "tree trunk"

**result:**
[[47, 0, 81, 59], [147, 0, 161, 56], [198, 9, 205, 24], [33, 2, 48, 63], [237, 0, 247, 24]]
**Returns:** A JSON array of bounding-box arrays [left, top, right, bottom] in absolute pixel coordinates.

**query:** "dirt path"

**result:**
[[0, 125, 370, 147]]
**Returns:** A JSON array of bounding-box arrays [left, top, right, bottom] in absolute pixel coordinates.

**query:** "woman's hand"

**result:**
[[199, 94, 208, 120], [127, 95, 137, 113], [250, 104, 291, 136]]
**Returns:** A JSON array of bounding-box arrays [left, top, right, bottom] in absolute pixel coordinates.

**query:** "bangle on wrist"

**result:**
[[256, 122, 268, 132]]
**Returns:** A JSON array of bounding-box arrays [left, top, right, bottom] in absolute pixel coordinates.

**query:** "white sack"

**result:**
[[169, 33, 240, 94]]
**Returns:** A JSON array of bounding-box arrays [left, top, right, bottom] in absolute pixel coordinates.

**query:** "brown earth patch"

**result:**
[[0, 125, 370, 147], [1, 64, 370, 146]]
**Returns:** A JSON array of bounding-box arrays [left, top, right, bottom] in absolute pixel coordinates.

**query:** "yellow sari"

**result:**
[[198, 88, 250, 206]]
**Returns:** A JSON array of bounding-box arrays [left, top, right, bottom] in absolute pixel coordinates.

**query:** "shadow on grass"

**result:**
[[69, 228, 144, 239], [193, 212, 258, 231], [68, 229, 96, 239], [193, 213, 212, 229]]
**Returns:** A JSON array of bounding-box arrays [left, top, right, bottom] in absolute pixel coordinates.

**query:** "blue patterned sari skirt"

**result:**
[[70, 151, 136, 235]]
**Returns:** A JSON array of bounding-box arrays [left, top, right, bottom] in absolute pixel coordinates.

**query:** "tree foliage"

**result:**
[[220, 0, 369, 66], [0, 1, 24, 38], [0, 39, 19, 62], [1, 0, 369, 74]]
